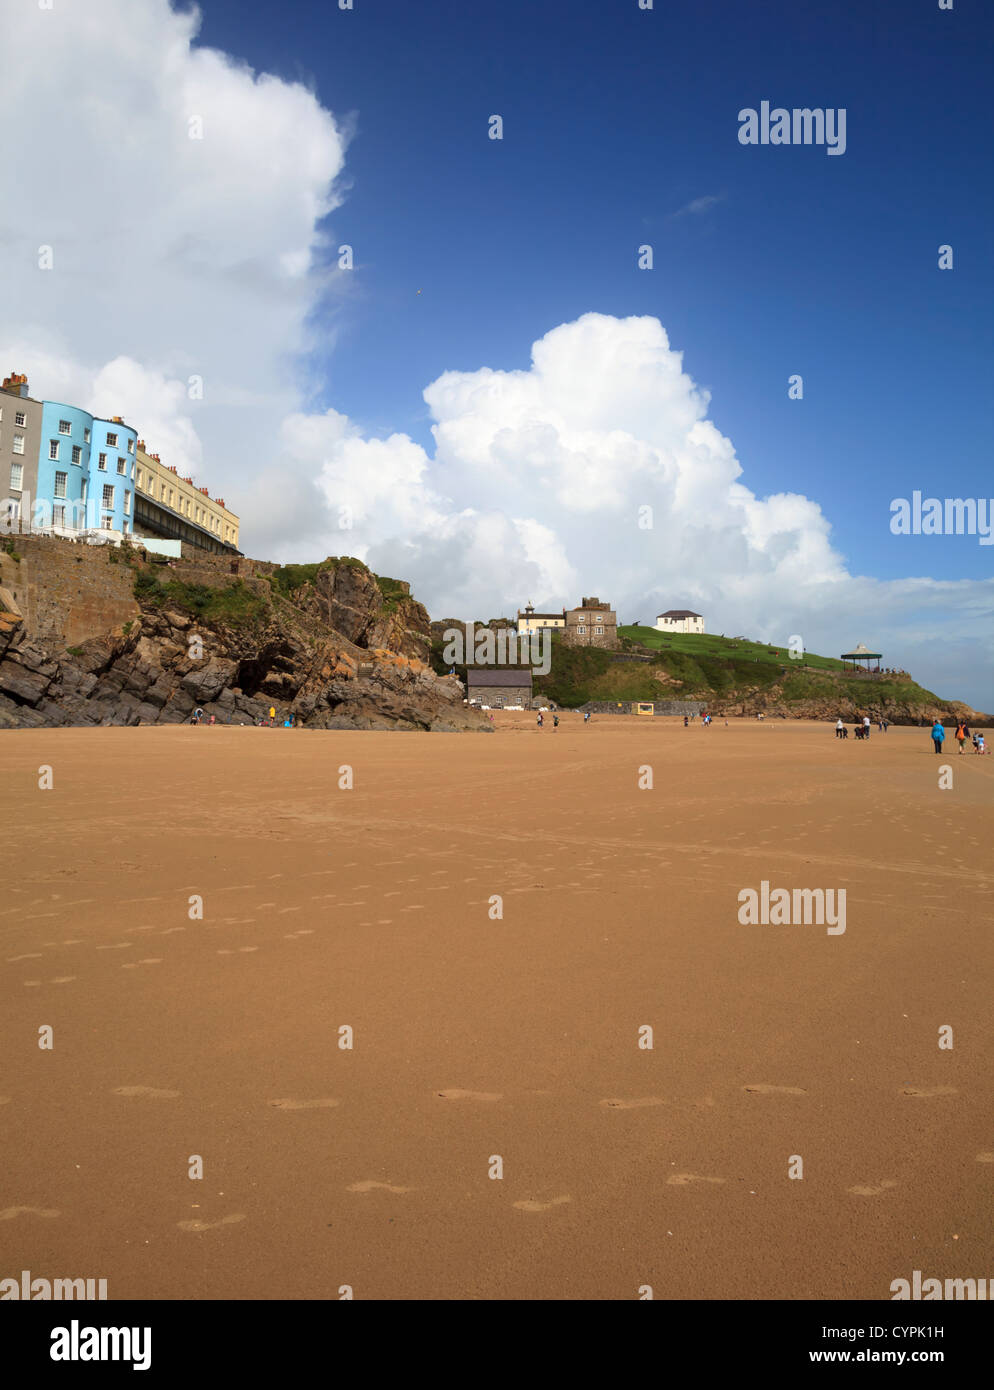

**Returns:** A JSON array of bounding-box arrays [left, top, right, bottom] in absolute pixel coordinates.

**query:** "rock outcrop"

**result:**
[[0, 547, 487, 732]]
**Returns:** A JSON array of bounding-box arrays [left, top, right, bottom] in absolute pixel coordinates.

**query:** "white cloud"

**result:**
[[0, 4, 989, 708], [0, 0, 349, 509]]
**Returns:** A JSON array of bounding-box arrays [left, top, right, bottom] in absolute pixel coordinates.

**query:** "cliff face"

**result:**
[[298, 562, 432, 660], [0, 543, 486, 732]]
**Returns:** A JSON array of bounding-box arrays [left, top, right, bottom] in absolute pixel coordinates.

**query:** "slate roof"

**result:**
[[466, 668, 534, 687]]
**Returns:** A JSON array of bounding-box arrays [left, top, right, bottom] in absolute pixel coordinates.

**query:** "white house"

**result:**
[[655, 609, 705, 634]]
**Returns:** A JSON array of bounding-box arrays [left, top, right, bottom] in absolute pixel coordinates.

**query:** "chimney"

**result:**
[[137, 439, 146, 451], [2, 372, 29, 398]]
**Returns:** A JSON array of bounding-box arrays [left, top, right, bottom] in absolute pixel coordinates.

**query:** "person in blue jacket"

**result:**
[[931, 720, 945, 754]]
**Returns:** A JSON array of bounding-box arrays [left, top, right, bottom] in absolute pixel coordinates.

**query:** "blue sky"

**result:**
[[195, 0, 993, 584]]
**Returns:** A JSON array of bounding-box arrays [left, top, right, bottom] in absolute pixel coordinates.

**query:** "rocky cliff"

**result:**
[[0, 541, 487, 732]]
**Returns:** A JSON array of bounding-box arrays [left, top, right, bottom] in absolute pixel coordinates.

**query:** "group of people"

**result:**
[[836, 715, 887, 740], [191, 704, 296, 728], [935, 720, 987, 755], [536, 712, 560, 730]]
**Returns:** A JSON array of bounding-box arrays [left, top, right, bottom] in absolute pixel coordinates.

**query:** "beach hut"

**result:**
[[840, 642, 882, 674]]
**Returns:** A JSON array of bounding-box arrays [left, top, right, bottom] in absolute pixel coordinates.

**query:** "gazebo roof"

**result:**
[[840, 642, 882, 659]]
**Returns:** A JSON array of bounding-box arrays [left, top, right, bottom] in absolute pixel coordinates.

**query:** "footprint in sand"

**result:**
[[848, 1180, 898, 1196], [347, 1180, 413, 1195], [97, 942, 133, 951], [435, 1089, 502, 1102], [269, 1098, 339, 1110], [667, 1173, 726, 1186], [600, 1097, 665, 1110], [513, 1195, 572, 1212], [178, 1214, 246, 1233], [7, 953, 42, 962], [743, 1084, 807, 1095], [899, 1086, 958, 1098], [112, 1086, 179, 1099], [51, 976, 77, 984], [0, 1205, 60, 1220], [122, 960, 161, 969]]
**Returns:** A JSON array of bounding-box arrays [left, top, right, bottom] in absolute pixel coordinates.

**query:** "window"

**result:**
[[54, 471, 68, 499], [124, 490, 131, 515], [12, 434, 24, 455], [72, 445, 82, 464], [14, 410, 26, 427], [123, 520, 130, 534], [595, 626, 603, 635], [59, 419, 72, 435], [101, 515, 112, 531], [106, 432, 118, 447], [102, 484, 114, 508], [577, 625, 586, 634], [117, 457, 126, 474], [53, 503, 66, 527], [49, 439, 60, 460], [84, 428, 91, 444], [127, 439, 134, 454], [9, 463, 23, 490], [98, 453, 107, 470]]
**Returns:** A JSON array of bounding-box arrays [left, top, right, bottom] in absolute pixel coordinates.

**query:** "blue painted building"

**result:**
[[34, 404, 137, 533]]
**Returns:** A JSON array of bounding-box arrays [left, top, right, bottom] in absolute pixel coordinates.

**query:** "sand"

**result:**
[[1, 714, 991, 1300]]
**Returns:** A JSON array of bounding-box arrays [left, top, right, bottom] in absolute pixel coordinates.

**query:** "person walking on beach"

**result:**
[[537, 712, 543, 729], [835, 718, 844, 739], [269, 706, 276, 727], [931, 720, 945, 754], [553, 714, 559, 730], [976, 732, 986, 755], [863, 715, 871, 740], [882, 718, 889, 732], [955, 721, 967, 754], [584, 710, 590, 724]]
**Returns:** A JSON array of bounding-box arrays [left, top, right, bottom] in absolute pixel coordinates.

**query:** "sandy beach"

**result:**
[[1, 715, 991, 1301]]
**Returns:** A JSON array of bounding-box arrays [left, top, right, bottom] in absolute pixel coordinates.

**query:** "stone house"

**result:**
[[563, 597, 618, 649], [466, 667, 533, 708]]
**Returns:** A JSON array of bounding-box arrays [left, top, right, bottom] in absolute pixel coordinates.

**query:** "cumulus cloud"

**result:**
[[0, 0, 349, 506], [0, 3, 989, 707], [301, 312, 993, 706]]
